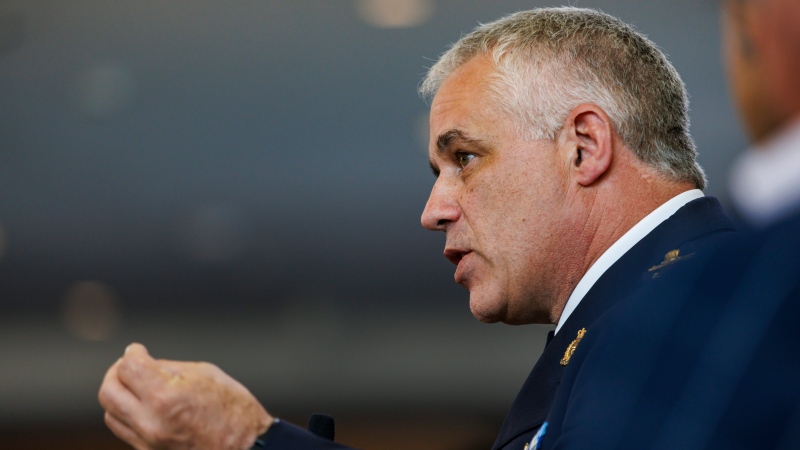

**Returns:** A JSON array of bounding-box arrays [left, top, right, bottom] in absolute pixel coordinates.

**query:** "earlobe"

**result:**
[[563, 104, 614, 187]]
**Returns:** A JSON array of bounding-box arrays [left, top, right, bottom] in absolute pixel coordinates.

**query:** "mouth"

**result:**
[[444, 248, 473, 285], [444, 248, 470, 266]]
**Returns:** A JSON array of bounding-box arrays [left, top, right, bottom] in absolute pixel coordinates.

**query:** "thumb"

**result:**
[[117, 342, 169, 397], [125, 342, 150, 358]]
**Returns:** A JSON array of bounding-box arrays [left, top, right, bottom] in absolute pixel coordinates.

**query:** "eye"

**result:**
[[456, 152, 475, 169]]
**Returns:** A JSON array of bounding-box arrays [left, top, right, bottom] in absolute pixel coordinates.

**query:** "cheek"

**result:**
[[478, 202, 544, 272], [459, 177, 494, 219], [457, 188, 513, 279], [460, 155, 563, 257]]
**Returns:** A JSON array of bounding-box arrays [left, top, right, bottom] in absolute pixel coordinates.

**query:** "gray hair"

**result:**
[[420, 7, 706, 189]]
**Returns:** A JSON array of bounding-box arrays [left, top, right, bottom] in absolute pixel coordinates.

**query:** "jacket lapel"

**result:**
[[491, 197, 735, 450]]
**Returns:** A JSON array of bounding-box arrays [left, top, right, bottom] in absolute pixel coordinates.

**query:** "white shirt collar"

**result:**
[[554, 189, 705, 334], [729, 118, 800, 228]]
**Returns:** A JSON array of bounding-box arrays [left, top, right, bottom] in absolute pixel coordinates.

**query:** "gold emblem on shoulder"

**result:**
[[648, 249, 695, 278], [560, 328, 586, 366]]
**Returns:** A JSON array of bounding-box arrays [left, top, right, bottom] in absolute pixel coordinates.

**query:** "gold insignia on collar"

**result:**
[[560, 328, 586, 366], [648, 249, 695, 278]]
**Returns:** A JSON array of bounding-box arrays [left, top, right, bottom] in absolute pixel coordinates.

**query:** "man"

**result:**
[[418, 9, 735, 450], [98, 8, 736, 449], [537, 1, 800, 449]]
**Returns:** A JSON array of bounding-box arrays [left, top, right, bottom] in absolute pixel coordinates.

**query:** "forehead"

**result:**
[[429, 56, 514, 152], [430, 56, 498, 123]]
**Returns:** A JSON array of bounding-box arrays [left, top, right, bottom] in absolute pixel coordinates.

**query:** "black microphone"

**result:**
[[307, 413, 335, 441]]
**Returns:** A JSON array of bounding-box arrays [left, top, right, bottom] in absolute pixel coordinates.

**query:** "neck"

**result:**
[[548, 157, 695, 323]]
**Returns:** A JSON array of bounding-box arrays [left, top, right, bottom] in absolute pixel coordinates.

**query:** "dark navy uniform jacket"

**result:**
[[254, 197, 736, 450], [492, 196, 735, 450], [538, 211, 800, 450]]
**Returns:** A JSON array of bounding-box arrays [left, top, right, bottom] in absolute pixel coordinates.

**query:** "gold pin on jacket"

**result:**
[[648, 249, 694, 278], [560, 328, 586, 365]]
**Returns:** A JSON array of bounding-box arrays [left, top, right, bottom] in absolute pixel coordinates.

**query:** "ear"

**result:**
[[560, 104, 614, 187]]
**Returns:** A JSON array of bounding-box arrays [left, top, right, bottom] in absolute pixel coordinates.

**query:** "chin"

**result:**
[[469, 292, 551, 325], [468, 295, 506, 324]]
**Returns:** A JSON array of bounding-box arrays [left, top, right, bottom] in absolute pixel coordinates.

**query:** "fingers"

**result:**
[[117, 343, 173, 398], [156, 359, 218, 386], [99, 343, 276, 450], [99, 359, 144, 421], [125, 342, 149, 357], [104, 411, 148, 450], [100, 361, 151, 450], [157, 358, 201, 375]]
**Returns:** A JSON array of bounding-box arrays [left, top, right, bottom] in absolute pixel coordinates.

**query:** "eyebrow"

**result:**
[[436, 129, 483, 154], [429, 129, 486, 177]]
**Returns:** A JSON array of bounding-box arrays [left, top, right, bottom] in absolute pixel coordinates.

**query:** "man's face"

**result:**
[[722, 0, 776, 142], [421, 56, 576, 325], [722, 0, 800, 142]]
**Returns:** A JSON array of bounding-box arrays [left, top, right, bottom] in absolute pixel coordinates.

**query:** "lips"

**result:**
[[444, 247, 473, 284], [444, 248, 470, 266]]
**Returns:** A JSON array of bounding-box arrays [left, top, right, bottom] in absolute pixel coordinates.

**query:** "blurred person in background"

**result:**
[[97, 7, 737, 450], [536, 0, 800, 448]]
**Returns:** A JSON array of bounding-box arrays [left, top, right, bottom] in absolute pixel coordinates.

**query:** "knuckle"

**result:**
[[198, 361, 224, 380], [98, 384, 122, 411], [138, 419, 163, 443], [116, 357, 137, 380], [149, 390, 171, 412], [198, 361, 219, 372], [174, 402, 193, 425], [97, 386, 111, 407]]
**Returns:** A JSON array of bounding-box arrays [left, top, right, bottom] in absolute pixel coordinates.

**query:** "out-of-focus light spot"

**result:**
[[354, 0, 435, 29], [182, 204, 249, 264], [62, 281, 121, 342], [415, 111, 430, 154], [74, 62, 136, 117], [0, 221, 7, 260]]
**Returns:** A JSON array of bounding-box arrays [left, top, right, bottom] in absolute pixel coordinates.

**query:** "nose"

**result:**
[[421, 179, 460, 231]]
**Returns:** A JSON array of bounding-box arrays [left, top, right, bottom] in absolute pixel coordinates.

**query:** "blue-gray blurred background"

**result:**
[[0, 0, 746, 448]]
